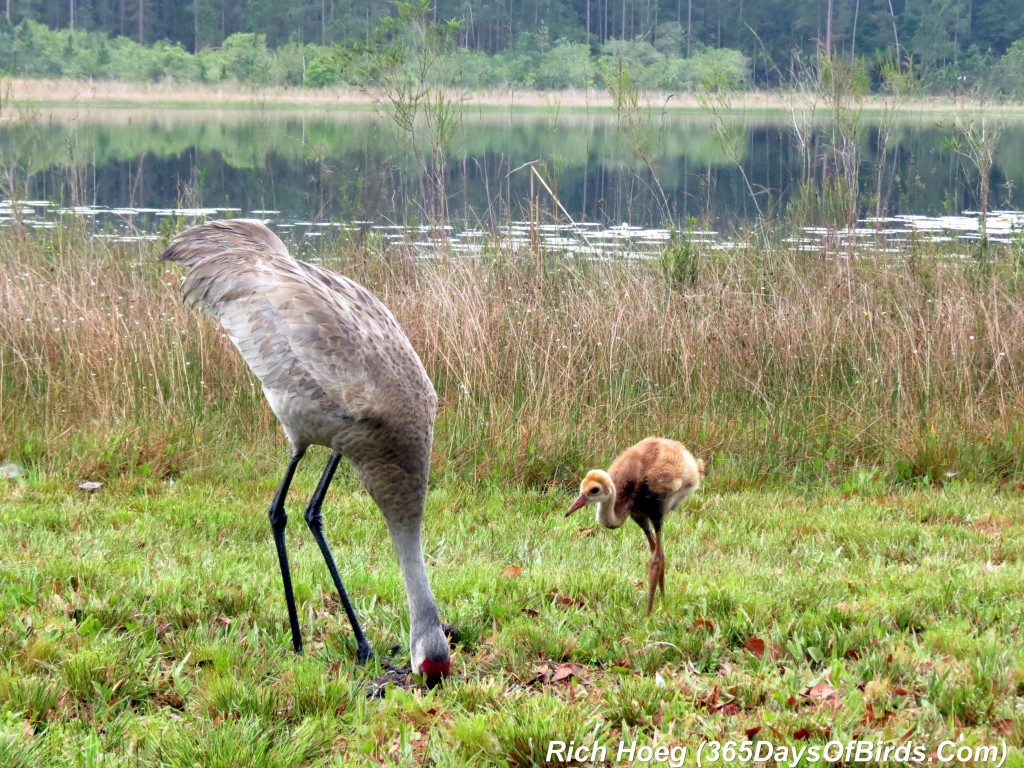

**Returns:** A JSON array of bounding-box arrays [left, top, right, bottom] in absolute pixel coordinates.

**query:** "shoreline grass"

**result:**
[[1, 224, 1022, 489], [9, 76, 1024, 116]]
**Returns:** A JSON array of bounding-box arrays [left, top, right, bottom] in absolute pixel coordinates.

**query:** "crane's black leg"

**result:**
[[269, 451, 305, 653], [304, 451, 374, 665]]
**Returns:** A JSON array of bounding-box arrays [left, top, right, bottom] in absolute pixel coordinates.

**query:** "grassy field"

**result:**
[[1, 472, 1022, 765], [1, 225, 1023, 764]]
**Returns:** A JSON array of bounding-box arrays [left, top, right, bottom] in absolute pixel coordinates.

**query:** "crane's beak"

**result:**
[[565, 493, 589, 517]]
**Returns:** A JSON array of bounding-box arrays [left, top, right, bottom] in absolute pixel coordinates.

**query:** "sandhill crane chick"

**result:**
[[161, 219, 450, 686], [566, 437, 705, 616]]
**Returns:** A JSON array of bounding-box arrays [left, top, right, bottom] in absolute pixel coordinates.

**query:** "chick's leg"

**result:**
[[644, 529, 664, 616]]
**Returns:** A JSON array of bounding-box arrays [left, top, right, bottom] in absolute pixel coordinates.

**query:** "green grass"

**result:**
[[1, 466, 1022, 765]]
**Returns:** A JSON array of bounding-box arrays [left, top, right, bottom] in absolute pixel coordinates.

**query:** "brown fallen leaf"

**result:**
[[694, 619, 715, 631], [700, 685, 720, 710], [653, 703, 665, 727], [863, 702, 876, 724], [804, 681, 839, 701], [550, 663, 584, 683], [529, 665, 551, 684], [521, 607, 540, 618], [793, 727, 812, 740], [551, 592, 586, 610], [744, 636, 766, 659], [500, 565, 522, 578], [745, 726, 762, 739]]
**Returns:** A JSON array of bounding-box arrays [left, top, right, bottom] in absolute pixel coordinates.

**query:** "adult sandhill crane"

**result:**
[[566, 437, 705, 616], [160, 219, 450, 685]]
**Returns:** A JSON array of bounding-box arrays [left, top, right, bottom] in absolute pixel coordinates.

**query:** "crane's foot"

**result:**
[[365, 662, 413, 699], [356, 640, 375, 666], [442, 623, 461, 646]]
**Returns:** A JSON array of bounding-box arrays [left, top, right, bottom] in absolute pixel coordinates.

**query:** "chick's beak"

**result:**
[[565, 493, 589, 517]]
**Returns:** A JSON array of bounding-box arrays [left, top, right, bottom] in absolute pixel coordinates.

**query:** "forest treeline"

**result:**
[[2, 0, 1024, 95]]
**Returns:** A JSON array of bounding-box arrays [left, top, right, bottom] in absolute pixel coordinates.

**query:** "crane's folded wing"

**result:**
[[176, 247, 433, 423]]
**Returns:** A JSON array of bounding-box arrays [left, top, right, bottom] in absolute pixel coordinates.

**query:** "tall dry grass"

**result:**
[[2, 224, 1022, 486], [0, 225, 272, 479]]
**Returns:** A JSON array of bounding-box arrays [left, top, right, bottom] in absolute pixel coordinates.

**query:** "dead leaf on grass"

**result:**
[[804, 681, 839, 702], [551, 591, 586, 610], [500, 565, 522, 578], [550, 663, 584, 683], [530, 663, 584, 685], [653, 702, 665, 727], [699, 685, 720, 710], [529, 665, 551, 685], [744, 636, 766, 659]]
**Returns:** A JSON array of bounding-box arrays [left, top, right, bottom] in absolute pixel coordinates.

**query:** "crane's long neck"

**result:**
[[389, 521, 441, 629], [386, 509, 449, 672], [595, 486, 630, 528]]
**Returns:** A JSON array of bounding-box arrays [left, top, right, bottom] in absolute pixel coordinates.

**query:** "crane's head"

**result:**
[[565, 469, 614, 516], [411, 625, 452, 688], [419, 658, 451, 688]]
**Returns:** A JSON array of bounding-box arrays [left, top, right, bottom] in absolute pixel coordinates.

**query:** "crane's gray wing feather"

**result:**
[[161, 220, 434, 423]]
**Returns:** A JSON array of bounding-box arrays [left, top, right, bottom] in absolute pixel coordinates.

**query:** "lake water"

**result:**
[[3, 103, 1024, 250]]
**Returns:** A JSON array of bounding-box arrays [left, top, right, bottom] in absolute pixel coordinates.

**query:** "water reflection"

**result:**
[[1, 106, 1023, 238]]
